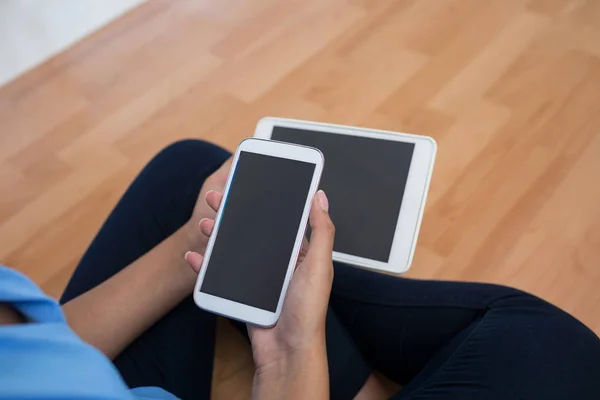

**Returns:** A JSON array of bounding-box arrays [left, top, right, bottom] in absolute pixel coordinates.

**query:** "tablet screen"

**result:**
[[272, 127, 414, 262]]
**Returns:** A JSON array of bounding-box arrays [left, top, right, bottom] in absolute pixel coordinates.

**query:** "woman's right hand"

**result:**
[[185, 190, 335, 400]]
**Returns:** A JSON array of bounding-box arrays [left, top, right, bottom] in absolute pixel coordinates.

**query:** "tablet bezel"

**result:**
[[254, 117, 436, 274]]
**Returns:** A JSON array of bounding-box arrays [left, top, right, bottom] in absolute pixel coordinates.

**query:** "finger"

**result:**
[[199, 218, 215, 237], [184, 251, 204, 274], [300, 236, 309, 255], [306, 190, 335, 263], [296, 237, 309, 266], [206, 190, 223, 213], [219, 157, 234, 178]]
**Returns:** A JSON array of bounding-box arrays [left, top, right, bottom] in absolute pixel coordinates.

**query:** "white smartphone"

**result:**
[[193, 138, 324, 327], [254, 117, 437, 274]]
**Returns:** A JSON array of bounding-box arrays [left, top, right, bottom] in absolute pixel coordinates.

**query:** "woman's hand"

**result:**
[[185, 190, 334, 400], [184, 157, 234, 255]]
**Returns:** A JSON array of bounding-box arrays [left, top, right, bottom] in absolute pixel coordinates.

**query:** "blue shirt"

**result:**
[[0, 265, 178, 399]]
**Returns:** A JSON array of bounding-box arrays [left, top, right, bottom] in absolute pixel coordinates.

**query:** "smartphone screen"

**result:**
[[199, 151, 316, 312]]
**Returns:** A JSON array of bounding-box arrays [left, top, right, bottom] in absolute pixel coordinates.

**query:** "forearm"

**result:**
[[252, 342, 329, 400], [62, 224, 198, 359]]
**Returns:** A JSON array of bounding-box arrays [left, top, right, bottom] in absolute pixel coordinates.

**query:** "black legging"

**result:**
[[60, 140, 600, 399]]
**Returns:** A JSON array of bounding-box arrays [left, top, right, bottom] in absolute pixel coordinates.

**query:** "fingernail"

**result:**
[[184, 251, 191, 260], [198, 218, 208, 227], [317, 190, 329, 212]]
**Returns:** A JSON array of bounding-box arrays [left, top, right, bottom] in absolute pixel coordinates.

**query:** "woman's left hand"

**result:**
[[184, 157, 233, 255], [183, 190, 309, 276]]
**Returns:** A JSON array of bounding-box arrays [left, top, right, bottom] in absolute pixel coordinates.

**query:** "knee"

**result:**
[[137, 139, 231, 186], [496, 290, 600, 348], [154, 139, 229, 164], [491, 292, 600, 395], [146, 139, 231, 174]]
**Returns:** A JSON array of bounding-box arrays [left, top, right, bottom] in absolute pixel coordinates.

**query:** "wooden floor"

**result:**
[[2, 0, 600, 398]]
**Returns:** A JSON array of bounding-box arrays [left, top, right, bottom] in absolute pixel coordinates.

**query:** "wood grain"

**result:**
[[1, 1, 600, 398]]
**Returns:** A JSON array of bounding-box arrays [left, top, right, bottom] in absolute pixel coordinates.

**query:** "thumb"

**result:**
[[306, 190, 335, 263]]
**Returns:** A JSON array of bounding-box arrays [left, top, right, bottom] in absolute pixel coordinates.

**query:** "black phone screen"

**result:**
[[272, 127, 415, 262], [199, 151, 316, 312]]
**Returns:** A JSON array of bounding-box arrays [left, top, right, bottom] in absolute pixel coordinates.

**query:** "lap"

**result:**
[[392, 295, 600, 399], [61, 139, 600, 399]]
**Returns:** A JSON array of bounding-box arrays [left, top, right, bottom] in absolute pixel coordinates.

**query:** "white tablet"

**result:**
[[254, 117, 436, 274]]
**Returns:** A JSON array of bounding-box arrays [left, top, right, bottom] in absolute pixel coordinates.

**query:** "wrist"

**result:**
[[252, 342, 328, 399], [169, 224, 202, 292]]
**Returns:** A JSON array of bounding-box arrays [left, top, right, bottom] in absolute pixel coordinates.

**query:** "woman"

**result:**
[[1, 139, 599, 399]]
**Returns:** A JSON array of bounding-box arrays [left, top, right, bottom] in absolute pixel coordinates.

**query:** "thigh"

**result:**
[[331, 264, 600, 399], [61, 140, 231, 399], [391, 294, 600, 399], [330, 263, 515, 384]]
